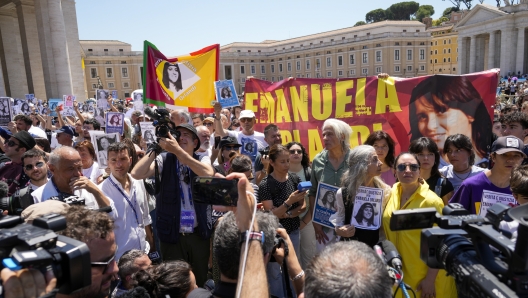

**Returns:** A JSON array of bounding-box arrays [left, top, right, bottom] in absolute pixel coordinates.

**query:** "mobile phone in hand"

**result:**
[[192, 177, 239, 206], [214, 136, 221, 149]]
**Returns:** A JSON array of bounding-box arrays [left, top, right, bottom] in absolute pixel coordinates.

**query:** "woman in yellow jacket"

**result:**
[[382, 152, 457, 298]]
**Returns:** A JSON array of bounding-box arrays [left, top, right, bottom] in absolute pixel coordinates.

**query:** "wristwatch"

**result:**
[[239, 231, 265, 246]]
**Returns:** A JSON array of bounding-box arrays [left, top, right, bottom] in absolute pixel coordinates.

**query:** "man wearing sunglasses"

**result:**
[[0, 131, 36, 196], [21, 149, 49, 191]]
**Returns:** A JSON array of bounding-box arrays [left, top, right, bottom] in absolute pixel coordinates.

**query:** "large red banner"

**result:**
[[244, 70, 498, 161]]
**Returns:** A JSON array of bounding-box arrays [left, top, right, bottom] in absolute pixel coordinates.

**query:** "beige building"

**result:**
[[219, 21, 431, 94], [80, 40, 143, 99], [0, 0, 84, 100]]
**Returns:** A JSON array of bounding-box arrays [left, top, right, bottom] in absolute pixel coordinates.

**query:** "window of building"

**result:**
[[90, 61, 95, 64], [395, 42, 400, 46], [241, 65, 245, 74], [108, 82, 115, 88], [123, 82, 129, 88], [119, 49, 123, 52], [338, 55, 343, 66], [407, 65, 412, 71], [395, 66, 400, 72], [376, 44, 381, 47], [448, 58, 451, 62], [316, 59, 321, 69], [287, 62, 292, 72], [105, 61, 111, 64], [271, 65, 275, 73], [362, 68, 368, 75], [434, 59, 438, 63], [443, 58, 446, 63], [338, 70, 343, 76], [121, 61, 127, 64], [420, 65, 425, 71], [279, 63, 283, 72], [92, 83, 97, 89], [327, 71, 332, 77], [435, 41, 438, 45], [261, 65, 266, 74], [306, 60, 311, 70], [443, 40, 446, 45], [449, 39, 452, 44], [453, 67, 456, 71], [448, 49, 451, 54], [326, 57, 332, 67], [241, 78, 246, 83], [407, 42, 412, 46], [106, 68, 113, 78], [419, 49, 425, 60], [443, 49, 446, 54], [375, 66, 382, 73], [362, 52, 368, 64], [395, 50, 400, 61], [251, 65, 256, 74], [362, 45, 367, 49], [271, 77, 275, 81], [296, 61, 301, 71], [376, 51, 381, 62], [350, 54, 355, 65], [407, 49, 412, 60], [316, 73, 321, 78], [88, 49, 93, 52], [279, 76, 283, 80], [104, 49, 108, 52], [121, 67, 128, 78], [350, 69, 356, 75], [263, 76, 267, 80], [306, 73, 311, 78]]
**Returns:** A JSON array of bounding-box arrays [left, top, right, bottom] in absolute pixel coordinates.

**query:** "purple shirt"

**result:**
[[448, 172, 511, 214], [380, 169, 396, 187]]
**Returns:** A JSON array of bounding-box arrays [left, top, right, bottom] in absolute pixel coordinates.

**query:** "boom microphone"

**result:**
[[379, 240, 403, 271], [144, 106, 156, 119]]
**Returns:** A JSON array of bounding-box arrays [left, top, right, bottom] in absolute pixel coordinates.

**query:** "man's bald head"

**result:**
[[49, 146, 81, 167], [170, 110, 190, 125]]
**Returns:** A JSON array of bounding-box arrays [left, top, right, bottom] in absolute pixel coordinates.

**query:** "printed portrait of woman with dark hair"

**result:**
[[162, 63, 183, 97], [408, 76, 492, 165]]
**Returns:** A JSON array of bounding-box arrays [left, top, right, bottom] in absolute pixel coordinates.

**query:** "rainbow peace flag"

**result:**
[[143, 41, 219, 113]]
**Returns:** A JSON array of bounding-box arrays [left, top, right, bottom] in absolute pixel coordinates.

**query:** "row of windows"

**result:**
[[240, 65, 427, 81], [240, 49, 426, 74], [431, 39, 453, 46], [431, 48, 457, 55], [90, 67, 129, 79], [88, 61, 128, 64], [235, 40, 427, 53], [91, 82, 130, 89], [430, 57, 458, 63]]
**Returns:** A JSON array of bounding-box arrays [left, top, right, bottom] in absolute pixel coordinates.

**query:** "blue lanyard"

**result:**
[[51, 177, 70, 196], [176, 160, 193, 209], [109, 176, 140, 225]]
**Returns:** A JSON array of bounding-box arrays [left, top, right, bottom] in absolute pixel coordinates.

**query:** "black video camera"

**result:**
[[0, 213, 91, 295], [390, 203, 528, 298], [144, 107, 179, 139], [0, 188, 35, 216]]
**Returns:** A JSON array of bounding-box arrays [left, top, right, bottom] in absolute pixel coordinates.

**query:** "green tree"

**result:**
[[365, 8, 387, 23], [432, 16, 450, 26], [416, 5, 435, 21], [354, 21, 367, 27], [442, 6, 459, 17], [386, 1, 420, 20]]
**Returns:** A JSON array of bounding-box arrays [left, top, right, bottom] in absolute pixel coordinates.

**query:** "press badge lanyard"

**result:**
[[109, 176, 140, 226]]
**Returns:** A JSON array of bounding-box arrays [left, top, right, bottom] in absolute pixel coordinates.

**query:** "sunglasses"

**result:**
[[396, 163, 420, 172], [91, 253, 116, 274], [5, 140, 19, 147], [223, 145, 239, 151], [204, 122, 213, 127], [289, 149, 302, 154], [24, 162, 45, 171]]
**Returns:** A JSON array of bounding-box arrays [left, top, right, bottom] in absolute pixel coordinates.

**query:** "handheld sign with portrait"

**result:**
[[478, 190, 517, 217], [62, 95, 76, 117], [96, 89, 109, 110], [351, 186, 383, 230], [132, 90, 144, 111], [214, 80, 239, 108], [312, 182, 340, 228], [0, 97, 12, 127], [25, 94, 35, 104], [140, 122, 156, 145], [90, 131, 120, 169], [106, 112, 124, 134], [111, 90, 118, 99], [48, 99, 62, 117]]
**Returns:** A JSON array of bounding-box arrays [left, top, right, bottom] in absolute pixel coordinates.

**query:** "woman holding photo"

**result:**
[[329, 145, 390, 247], [382, 152, 457, 298]]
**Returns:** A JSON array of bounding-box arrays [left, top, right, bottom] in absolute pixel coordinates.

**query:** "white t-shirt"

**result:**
[[82, 161, 105, 184], [439, 165, 486, 192], [50, 133, 60, 150], [227, 130, 268, 163]]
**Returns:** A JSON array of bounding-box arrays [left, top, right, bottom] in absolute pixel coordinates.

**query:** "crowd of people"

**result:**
[[0, 80, 526, 298]]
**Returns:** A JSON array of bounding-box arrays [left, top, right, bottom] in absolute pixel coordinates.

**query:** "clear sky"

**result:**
[[76, 0, 496, 55]]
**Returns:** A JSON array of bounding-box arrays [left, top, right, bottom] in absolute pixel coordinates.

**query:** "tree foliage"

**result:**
[[354, 21, 367, 27], [416, 5, 435, 21], [385, 1, 420, 20], [366, 8, 387, 23], [442, 6, 460, 17], [432, 16, 450, 26]]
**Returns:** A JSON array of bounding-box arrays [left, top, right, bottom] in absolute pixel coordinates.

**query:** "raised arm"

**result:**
[[131, 150, 157, 180], [213, 102, 228, 137], [158, 132, 214, 176], [73, 101, 85, 124]]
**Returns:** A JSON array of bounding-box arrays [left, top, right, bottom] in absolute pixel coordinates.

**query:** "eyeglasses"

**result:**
[[223, 146, 239, 151], [5, 140, 19, 148], [91, 254, 116, 274], [24, 162, 45, 171], [396, 163, 420, 172], [239, 118, 253, 123], [204, 122, 213, 127], [289, 149, 302, 154]]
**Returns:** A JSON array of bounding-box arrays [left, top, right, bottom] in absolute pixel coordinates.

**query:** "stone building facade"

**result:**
[[0, 0, 84, 100]]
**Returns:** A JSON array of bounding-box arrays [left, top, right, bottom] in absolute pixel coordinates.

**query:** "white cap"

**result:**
[[239, 110, 255, 119]]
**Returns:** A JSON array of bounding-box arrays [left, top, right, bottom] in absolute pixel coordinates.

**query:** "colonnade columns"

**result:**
[[0, 7, 28, 97], [15, 0, 46, 98], [469, 35, 476, 73], [0, 62, 5, 97], [61, 0, 84, 98], [47, 0, 73, 97], [500, 28, 513, 76], [488, 31, 496, 69], [516, 27, 525, 74]]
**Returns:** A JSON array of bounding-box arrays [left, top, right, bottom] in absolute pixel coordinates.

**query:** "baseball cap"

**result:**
[[12, 131, 36, 150], [175, 123, 201, 151], [239, 110, 255, 119], [218, 136, 241, 149], [53, 126, 74, 137], [491, 136, 527, 157]]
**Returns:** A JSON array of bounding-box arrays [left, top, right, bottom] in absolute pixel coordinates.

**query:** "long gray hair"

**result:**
[[341, 145, 385, 203]]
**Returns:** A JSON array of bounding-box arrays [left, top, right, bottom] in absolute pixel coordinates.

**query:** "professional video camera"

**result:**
[[144, 107, 179, 139], [0, 213, 91, 295], [390, 203, 528, 298]]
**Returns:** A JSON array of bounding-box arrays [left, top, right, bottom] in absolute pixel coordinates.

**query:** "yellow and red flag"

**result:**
[[143, 41, 219, 113]]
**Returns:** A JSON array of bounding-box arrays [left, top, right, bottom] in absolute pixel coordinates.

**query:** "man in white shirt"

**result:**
[[99, 142, 154, 259], [32, 146, 111, 209], [213, 102, 268, 166]]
